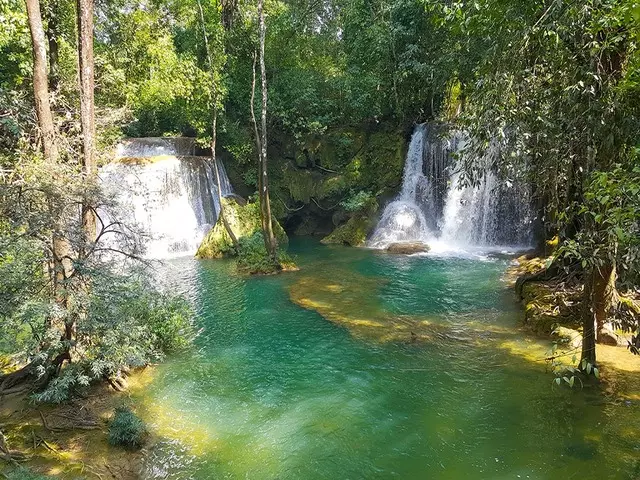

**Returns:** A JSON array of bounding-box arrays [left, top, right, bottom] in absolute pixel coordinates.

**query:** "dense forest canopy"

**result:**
[[1, 0, 640, 410]]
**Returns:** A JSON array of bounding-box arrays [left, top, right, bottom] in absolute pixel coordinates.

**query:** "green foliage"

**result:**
[[340, 190, 376, 213], [559, 164, 640, 285], [236, 231, 295, 274], [1, 161, 194, 403], [28, 271, 193, 403], [108, 406, 147, 449]]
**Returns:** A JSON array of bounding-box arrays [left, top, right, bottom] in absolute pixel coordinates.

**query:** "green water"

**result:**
[[139, 238, 640, 479]]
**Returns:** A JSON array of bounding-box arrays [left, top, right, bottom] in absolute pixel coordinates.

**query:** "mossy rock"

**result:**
[[345, 129, 406, 195], [196, 197, 287, 259], [521, 282, 581, 335], [321, 215, 374, 247]]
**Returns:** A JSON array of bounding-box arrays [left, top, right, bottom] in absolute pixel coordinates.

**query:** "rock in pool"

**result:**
[[384, 242, 430, 255]]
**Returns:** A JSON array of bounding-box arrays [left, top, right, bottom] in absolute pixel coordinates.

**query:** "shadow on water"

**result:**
[[136, 238, 640, 480]]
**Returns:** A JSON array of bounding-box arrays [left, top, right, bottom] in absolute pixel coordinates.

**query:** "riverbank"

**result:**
[[505, 254, 640, 386], [0, 369, 157, 479]]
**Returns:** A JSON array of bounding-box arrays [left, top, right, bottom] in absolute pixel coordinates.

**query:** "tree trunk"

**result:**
[[25, 0, 58, 162], [257, 0, 278, 263], [250, 50, 268, 244], [580, 272, 597, 368], [44, 0, 60, 91], [592, 262, 617, 342], [196, 0, 238, 247], [25, 0, 69, 303], [76, 0, 97, 246]]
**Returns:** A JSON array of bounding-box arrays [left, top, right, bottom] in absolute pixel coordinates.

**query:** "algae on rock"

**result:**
[[196, 197, 287, 259], [321, 215, 375, 247]]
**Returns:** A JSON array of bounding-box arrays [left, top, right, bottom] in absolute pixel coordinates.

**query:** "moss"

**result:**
[[521, 282, 582, 335], [196, 197, 287, 259], [236, 232, 298, 275], [345, 129, 405, 195], [321, 215, 374, 247]]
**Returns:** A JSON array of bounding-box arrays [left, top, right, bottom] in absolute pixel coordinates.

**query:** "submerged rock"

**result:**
[[196, 197, 287, 259], [384, 242, 430, 254]]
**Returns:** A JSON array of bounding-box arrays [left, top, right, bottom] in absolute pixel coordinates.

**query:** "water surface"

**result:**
[[139, 238, 640, 479]]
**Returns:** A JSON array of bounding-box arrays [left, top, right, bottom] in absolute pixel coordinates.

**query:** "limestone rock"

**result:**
[[384, 241, 430, 255], [196, 197, 287, 259], [321, 215, 374, 247]]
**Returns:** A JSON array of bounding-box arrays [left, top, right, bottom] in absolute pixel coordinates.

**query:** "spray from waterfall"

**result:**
[[368, 124, 533, 252], [100, 138, 233, 259]]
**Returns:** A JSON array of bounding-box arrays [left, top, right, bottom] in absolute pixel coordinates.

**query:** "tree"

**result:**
[[25, 0, 57, 163], [196, 0, 238, 247], [76, 0, 97, 246], [256, 0, 277, 263]]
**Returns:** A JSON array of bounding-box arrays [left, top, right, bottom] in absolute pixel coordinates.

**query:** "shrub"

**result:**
[[236, 232, 295, 274], [108, 406, 147, 449]]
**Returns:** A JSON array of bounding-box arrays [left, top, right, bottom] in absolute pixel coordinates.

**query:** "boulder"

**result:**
[[384, 242, 430, 255], [196, 197, 287, 259], [598, 328, 623, 347], [321, 215, 375, 247]]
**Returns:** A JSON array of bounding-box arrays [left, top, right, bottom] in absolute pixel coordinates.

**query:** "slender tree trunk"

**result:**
[[25, 0, 58, 162], [77, 0, 97, 247], [257, 0, 277, 262], [196, 0, 238, 246], [580, 271, 597, 368], [250, 50, 268, 241], [25, 0, 70, 304], [44, 0, 60, 91]]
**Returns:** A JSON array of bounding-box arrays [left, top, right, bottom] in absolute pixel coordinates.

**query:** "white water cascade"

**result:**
[[369, 124, 534, 252], [100, 138, 233, 259]]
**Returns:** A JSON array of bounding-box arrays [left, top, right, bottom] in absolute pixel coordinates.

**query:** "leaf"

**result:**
[[569, 376, 575, 387], [586, 362, 592, 374], [593, 367, 599, 379], [555, 377, 562, 386]]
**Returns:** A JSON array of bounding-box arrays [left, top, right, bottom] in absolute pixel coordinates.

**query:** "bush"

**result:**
[[30, 272, 194, 404], [236, 232, 296, 274], [108, 406, 147, 449]]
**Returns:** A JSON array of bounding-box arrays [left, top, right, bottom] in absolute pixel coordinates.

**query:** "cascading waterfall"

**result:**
[[99, 138, 233, 259], [369, 124, 533, 251], [368, 125, 432, 248]]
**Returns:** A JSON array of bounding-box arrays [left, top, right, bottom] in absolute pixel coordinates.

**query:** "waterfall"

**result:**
[[99, 138, 233, 259], [368, 126, 432, 248], [369, 124, 533, 252]]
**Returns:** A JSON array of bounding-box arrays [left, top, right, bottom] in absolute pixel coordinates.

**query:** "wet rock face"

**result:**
[[384, 242, 430, 255]]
